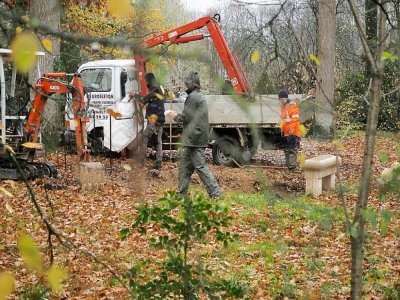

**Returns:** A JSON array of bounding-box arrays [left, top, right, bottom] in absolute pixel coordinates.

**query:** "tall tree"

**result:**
[[29, 0, 62, 148], [313, 0, 336, 139], [29, 0, 61, 74], [346, 0, 388, 298], [365, 0, 377, 77]]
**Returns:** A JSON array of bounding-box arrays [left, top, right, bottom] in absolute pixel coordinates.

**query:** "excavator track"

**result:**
[[0, 161, 57, 180]]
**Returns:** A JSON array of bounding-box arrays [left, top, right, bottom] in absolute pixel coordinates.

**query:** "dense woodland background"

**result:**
[[1, 0, 399, 133]]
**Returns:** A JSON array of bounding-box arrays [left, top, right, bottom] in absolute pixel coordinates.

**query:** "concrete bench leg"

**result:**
[[305, 177, 322, 196], [322, 174, 335, 191]]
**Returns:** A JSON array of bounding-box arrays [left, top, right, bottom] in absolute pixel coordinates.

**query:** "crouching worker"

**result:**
[[166, 71, 221, 199], [278, 89, 300, 171]]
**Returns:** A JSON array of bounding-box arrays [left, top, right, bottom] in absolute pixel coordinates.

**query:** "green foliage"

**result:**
[[379, 151, 388, 164], [121, 192, 247, 299], [336, 70, 368, 129], [254, 70, 276, 94], [53, 40, 82, 73], [336, 66, 400, 132], [383, 284, 400, 300], [19, 283, 49, 300], [381, 51, 398, 62]]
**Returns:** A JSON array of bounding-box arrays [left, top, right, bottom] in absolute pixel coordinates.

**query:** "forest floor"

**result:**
[[0, 131, 399, 299]]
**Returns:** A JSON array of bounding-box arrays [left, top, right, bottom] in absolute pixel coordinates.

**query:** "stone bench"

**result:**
[[303, 155, 341, 196]]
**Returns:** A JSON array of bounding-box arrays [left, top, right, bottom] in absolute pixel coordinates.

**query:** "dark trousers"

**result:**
[[142, 123, 163, 162], [177, 147, 221, 198], [284, 135, 300, 170]]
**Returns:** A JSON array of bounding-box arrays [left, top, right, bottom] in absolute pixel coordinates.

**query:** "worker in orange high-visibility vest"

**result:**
[[278, 89, 300, 170]]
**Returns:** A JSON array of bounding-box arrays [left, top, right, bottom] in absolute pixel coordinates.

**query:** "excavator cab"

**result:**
[[0, 49, 92, 180], [0, 48, 56, 179]]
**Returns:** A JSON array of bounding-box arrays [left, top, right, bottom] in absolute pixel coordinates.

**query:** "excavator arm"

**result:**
[[24, 73, 90, 162], [136, 14, 253, 97]]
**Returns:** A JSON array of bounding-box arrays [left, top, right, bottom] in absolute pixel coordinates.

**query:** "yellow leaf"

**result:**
[[34, 223, 41, 231], [278, 120, 283, 129], [18, 234, 43, 274], [108, 0, 132, 17], [155, 93, 164, 100], [15, 27, 23, 34], [4, 145, 15, 154], [0, 123, 4, 129], [123, 164, 132, 171], [0, 272, 15, 300], [299, 124, 307, 136], [41, 39, 53, 53], [299, 153, 306, 169], [11, 32, 39, 74], [4, 180, 16, 188], [47, 265, 68, 293], [21, 15, 30, 23], [251, 50, 260, 64], [332, 140, 345, 150], [167, 90, 176, 99], [5, 202, 14, 214], [309, 53, 320, 66], [22, 142, 43, 149], [23, 142, 43, 149], [0, 186, 13, 197]]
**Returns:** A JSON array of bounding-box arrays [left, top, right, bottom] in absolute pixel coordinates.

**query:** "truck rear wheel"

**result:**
[[212, 136, 241, 167]]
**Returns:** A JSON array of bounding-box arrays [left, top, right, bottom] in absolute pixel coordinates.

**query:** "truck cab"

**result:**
[[65, 60, 141, 152]]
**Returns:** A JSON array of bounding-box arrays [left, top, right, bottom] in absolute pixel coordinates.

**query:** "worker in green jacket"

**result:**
[[167, 71, 221, 199]]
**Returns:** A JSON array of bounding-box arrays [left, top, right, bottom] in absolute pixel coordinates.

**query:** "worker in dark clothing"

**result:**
[[278, 89, 300, 171], [138, 73, 165, 169], [166, 71, 221, 199]]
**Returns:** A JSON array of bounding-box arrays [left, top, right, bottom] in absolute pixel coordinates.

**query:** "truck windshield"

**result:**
[[81, 68, 112, 92]]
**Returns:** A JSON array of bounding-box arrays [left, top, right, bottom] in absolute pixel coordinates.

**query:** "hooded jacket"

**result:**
[[142, 73, 165, 124], [176, 88, 209, 147], [175, 72, 209, 147]]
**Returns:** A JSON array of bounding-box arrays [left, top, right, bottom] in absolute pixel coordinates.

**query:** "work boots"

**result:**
[[284, 151, 298, 171]]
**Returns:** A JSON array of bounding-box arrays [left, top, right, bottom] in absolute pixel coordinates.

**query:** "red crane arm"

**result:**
[[24, 73, 90, 162], [136, 14, 252, 97]]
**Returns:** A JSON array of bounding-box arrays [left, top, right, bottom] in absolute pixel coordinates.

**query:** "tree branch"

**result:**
[[346, 0, 376, 71], [6, 149, 133, 296]]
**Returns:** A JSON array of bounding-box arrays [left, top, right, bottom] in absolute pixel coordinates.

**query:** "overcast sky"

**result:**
[[183, 0, 283, 13], [183, 0, 228, 13]]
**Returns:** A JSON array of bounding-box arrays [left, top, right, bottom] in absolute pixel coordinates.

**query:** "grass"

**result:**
[[121, 189, 397, 298], [225, 192, 270, 212]]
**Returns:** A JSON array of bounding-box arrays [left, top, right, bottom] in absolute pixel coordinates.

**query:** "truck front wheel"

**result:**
[[212, 136, 241, 167]]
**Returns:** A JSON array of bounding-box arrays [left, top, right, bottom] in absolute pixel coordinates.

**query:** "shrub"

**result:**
[[121, 192, 248, 299]]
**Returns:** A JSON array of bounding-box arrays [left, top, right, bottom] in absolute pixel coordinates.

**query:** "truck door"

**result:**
[[80, 67, 114, 129]]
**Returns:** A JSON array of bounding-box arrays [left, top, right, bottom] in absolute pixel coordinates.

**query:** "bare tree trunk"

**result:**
[[350, 73, 382, 298], [350, 1, 387, 298], [29, 0, 61, 149], [313, 0, 336, 140], [365, 0, 377, 77], [29, 0, 60, 77]]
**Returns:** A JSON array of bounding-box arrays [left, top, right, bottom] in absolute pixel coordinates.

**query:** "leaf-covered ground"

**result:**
[[0, 132, 399, 299]]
